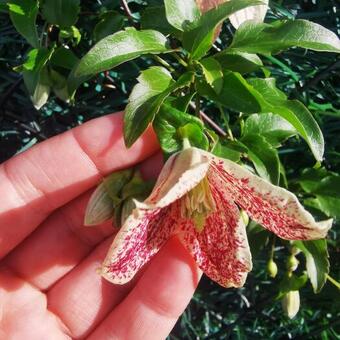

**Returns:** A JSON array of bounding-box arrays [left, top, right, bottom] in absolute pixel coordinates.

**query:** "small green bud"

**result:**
[[287, 255, 299, 272], [267, 259, 278, 278], [291, 246, 301, 256], [240, 209, 249, 226], [281, 290, 300, 319], [84, 182, 114, 226]]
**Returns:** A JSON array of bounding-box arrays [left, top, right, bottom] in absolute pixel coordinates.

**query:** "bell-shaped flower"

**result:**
[[99, 148, 332, 288]]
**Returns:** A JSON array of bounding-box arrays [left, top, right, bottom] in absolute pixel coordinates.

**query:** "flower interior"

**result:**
[[180, 176, 216, 232]]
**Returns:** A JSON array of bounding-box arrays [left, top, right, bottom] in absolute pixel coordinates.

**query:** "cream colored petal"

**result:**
[[178, 180, 252, 288], [101, 201, 180, 284], [145, 147, 211, 209], [210, 155, 332, 240], [229, 0, 268, 29]]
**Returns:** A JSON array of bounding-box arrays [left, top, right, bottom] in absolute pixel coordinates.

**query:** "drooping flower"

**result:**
[[99, 148, 332, 288]]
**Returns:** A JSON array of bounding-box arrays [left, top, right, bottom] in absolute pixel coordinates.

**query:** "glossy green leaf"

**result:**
[[294, 240, 329, 293], [41, 0, 80, 28], [153, 103, 206, 156], [167, 93, 196, 112], [247, 78, 325, 161], [230, 19, 340, 55], [50, 47, 79, 70], [68, 28, 170, 94], [215, 51, 263, 73], [199, 57, 223, 93], [243, 113, 296, 147], [183, 0, 262, 60], [94, 11, 125, 42], [196, 71, 262, 113], [300, 169, 340, 219], [124, 68, 194, 147], [8, 0, 39, 48], [212, 141, 242, 162], [164, 0, 200, 31], [141, 5, 177, 35], [241, 134, 280, 184]]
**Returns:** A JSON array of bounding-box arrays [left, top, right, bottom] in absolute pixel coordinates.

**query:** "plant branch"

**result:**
[[121, 0, 133, 21], [189, 102, 227, 137]]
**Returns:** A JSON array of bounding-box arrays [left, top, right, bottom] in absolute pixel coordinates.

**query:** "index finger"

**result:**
[[0, 112, 159, 259]]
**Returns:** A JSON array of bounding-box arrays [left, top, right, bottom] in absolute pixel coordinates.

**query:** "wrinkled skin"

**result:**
[[0, 112, 201, 340]]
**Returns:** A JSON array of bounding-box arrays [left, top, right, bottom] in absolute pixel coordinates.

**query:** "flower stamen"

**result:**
[[181, 176, 216, 232]]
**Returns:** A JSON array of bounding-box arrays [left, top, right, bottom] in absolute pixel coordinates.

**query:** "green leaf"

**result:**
[[230, 19, 340, 55], [196, 71, 262, 113], [50, 47, 79, 70], [199, 57, 223, 93], [164, 0, 200, 31], [167, 93, 195, 112], [243, 113, 296, 147], [212, 140, 243, 162], [215, 51, 263, 73], [247, 78, 325, 161], [41, 0, 80, 28], [294, 240, 329, 293], [8, 0, 39, 48], [153, 103, 207, 156], [183, 0, 263, 60], [94, 11, 125, 42], [124, 68, 194, 147], [241, 134, 280, 184], [300, 169, 340, 219], [68, 28, 170, 94], [141, 5, 175, 35], [279, 273, 308, 297]]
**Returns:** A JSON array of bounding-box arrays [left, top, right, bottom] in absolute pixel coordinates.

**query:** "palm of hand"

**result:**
[[0, 113, 200, 339]]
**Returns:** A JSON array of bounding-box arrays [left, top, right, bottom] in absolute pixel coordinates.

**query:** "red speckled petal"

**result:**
[[178, 179, 252, 288], [210, 157, 332, 240], [146, 148, 211, 209], [101, 202, 179, 284]]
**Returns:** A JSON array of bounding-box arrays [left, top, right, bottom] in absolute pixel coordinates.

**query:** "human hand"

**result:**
[[0, 112, 201, 339]]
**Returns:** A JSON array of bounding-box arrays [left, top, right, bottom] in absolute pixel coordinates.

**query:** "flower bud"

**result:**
[[84, 182, 114, 226], [282, 290, 300, 319], [291, 246, 301, 256], [286, 255, 299, 272], [120, 198, 136, 227], [267, 259, 278, 278], [240, 209, 249, 226]]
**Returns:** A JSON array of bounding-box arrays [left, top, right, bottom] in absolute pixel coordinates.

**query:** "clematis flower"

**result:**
[[99, 147, 332, 288]]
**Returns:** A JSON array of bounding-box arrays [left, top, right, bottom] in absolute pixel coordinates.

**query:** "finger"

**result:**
[[0, 112, 159, 259], [88, 237, 202, 340], [47, 238, 135, 339], [0, 265, 71, 339], [3, 190, 114, 291], [3, 154, 164, 291]]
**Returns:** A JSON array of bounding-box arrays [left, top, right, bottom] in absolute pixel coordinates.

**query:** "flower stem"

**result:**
[[152, 55, 175, 73], [172, 52, 188, 67], [326, 274, 340, 289]]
